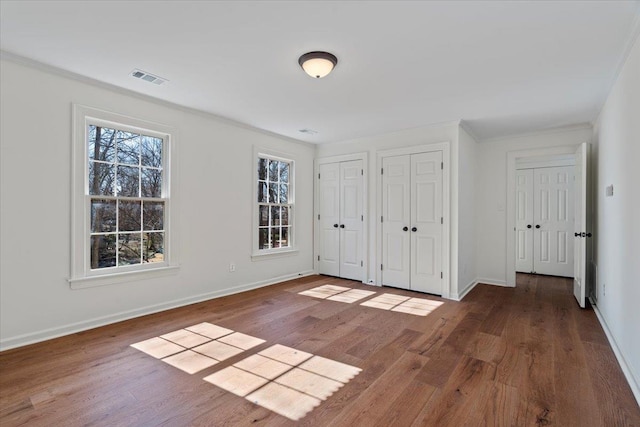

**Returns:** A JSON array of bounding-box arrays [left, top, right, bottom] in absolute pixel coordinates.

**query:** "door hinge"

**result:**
[[361, 215, 363, 221], [441, 162, 443, 170], [318, 214, 320, 220], [361, 260, 363, 267], [441, 272, 443, 279], [441, 217, 443, 224], [318, 255, 320, 261], [318, 173, 320, 179], [381, 168, 384, 175], [361, 169, 364, 175], [381, 216, 384, 223], [381, 264, 384, 271]]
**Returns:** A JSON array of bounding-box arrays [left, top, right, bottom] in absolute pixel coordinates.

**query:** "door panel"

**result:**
[[534, 166, 574, 277], [339, 160, 363, 281], [318, 163, 340, 277], [410, 151, 442, 294], [415, 236, 435, 276], [515, 169, 534, 272], [382, 156, 410, 288]]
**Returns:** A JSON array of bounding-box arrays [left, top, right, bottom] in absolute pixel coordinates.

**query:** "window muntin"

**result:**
[[87, 124, 166, 270], [257, 156, 292, 251]]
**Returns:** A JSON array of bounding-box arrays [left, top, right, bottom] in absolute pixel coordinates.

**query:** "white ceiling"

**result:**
[[1, 1, 639, 143]]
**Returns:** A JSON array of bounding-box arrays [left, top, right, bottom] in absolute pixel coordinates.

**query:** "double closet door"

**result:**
[[515, 166, 574, 277], [381, 151, 443, 295], [317, 160, 363, 281]]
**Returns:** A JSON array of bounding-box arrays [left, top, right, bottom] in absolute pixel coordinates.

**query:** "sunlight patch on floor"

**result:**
[[130, 336, 185, 359], [298, 284, 351, 299], [361, 294, 444, 316], [130, 322, 264, 374], [298, 286, 443, 316], [327, 288, 376, 303], [298, 284, 375, 303], [204, 344, 362, 421]]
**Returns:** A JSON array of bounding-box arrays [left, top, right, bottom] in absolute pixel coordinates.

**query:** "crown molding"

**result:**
[[591, 4, 640, 125], [479, 123, 593, 144]]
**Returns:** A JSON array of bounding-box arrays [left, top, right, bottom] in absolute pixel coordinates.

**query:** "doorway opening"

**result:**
[[506, 145, 582, 288], [514, 155, 575, 277]]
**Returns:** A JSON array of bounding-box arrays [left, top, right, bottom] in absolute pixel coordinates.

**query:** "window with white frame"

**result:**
[[71, 105, 176, 287], [255, 153, 294, 254]]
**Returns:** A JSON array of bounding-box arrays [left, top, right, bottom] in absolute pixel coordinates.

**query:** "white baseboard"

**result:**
[[475, 277, 510, 287], [453, 277, 512, 301], [0, 270, 315, 352], [452, 279, 478, 301], [592, 304, 640, 406]]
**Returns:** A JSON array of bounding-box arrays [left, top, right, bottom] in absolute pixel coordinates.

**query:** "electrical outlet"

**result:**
[[229, 263, 236, 272]]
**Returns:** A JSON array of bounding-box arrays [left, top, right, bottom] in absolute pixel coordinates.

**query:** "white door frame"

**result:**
[[376, 142, 451, 298], [314, 152, 368, 283], [506, 144, 583, 286]]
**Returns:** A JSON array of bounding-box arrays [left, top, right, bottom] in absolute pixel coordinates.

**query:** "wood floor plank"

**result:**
[[1, 273, 638, 426], [583, 341, 640, 426], [327, 351, 429, 426]]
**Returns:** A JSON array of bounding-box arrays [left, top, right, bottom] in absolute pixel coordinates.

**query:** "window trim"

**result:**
[[252, 146, 297, 259], [70, 104, 179, 288]]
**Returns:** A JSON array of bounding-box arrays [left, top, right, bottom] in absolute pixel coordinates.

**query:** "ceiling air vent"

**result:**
[[130, 69, 167, 85]]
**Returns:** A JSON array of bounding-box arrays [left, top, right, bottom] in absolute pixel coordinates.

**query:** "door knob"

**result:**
[[411, 227, 417, 232], [575, 232, 580, 237], [340, 224, 345, 228], [527, 224, 532, 229], [535, 225, 541, 229], [586, 232, 592, 237], [403, 226, 408, 231], [333, 224, 338, 228]]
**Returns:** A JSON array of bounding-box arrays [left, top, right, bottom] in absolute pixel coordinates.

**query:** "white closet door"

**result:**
[[410, 151, 443, 294], [515, 169, 534, 272], [382, 155, 411, 288], [339, 160, 363, 281], [318, 163, 340, 276], [534, 166, 574, 277]]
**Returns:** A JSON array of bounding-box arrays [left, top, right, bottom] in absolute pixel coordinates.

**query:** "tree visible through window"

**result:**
[[88, 125, 165, 269], [257, 156, 292, 250]]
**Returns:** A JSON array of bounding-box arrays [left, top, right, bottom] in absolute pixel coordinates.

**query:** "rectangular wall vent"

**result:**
[[130, 69, 167, 85]]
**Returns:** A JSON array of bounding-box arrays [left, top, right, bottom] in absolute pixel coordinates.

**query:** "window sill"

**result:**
[[69, 265, 180, 289], [251, 248, 299, 261]]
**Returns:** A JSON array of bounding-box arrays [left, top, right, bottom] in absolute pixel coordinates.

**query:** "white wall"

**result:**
[[474, 126, 593, 285], [456, 126, 478, 297], [591, 34, 640, 401], [0, 57, 315, 350], [316, 122, 463, 297]]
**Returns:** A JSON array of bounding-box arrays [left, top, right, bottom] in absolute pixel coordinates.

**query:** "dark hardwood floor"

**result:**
[[1, 274, 638, 426]]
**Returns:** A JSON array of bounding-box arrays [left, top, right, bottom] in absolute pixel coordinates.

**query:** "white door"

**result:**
[[410, 152, 443, 294], [339, 160, 363, 281], [515, 169, 534, 272], [381, 152, 443, 295], [382, 155, 411, 288], [317, 160, 363, 281], [573, 143, 588, 308], [318, 163, 340, 277], [534, 166, 574, 277]]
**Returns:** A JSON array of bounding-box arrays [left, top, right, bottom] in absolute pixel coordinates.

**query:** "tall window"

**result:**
[[256, 154, 293, 252], [71, 105, 176, 288], [88, 125, 165, 269]]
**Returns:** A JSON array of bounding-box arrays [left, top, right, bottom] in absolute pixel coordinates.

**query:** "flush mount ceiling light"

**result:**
[[298, 51, 338, 79]]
